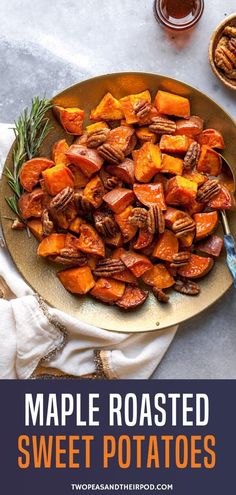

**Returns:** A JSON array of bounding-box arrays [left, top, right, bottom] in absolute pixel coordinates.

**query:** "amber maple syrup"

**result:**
[[154, 0, 204, 31]]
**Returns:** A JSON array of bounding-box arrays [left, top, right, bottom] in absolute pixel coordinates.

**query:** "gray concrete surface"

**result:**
[[0, 0, 235, 378]]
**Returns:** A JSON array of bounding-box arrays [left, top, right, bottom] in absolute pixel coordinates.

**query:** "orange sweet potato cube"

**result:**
[[133, 183, 166, 209], [175, 116, 204, 137], [58, 266, 95, 294], [107, 126, 136, 155], [77, 224, 105, 257], [90, 278, 125, 303], [121, 251, 153, 278], [136, 126, 157, 144], [179, 232, 195, 248], [142, 264, 175, 289], [69, 216, 83, 234], [194, 211, 219, 241], [152, 230, 179, 261], [27, 218, 44, 241], [54, 106, 84, 135], [37, 233, 66, 257], [120, 90, 151, 124], [86, 121, 109, 133], [66, 145, 104, 177], [106, 158, 135, 185], [160, 135, 192, 154], [177, 254, 214, 279], [208, 185, 235, 210], [134, 142, 162, 182], [197, 129, 225, 149], [69, 165, 89, 188], [161, 154, 183, 175], [83, 175, 105, 208], [182, 170, 208, 186], [90, 92, 124, 121], [166, 176, 198, 207], [133, 228, 154, 250], [19, 157, 54, 192], [103, 187, 135, 213], [196, 145, 222, 176], [52, 139, 70, 166], [164, 207, 188, 228], [42, 165, 74, 196], [18, 189, 46, 219], [154, 90, 190, 118], [115, 206, 138, 242]]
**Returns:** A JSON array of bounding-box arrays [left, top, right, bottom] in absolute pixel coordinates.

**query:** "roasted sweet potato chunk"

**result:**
[[69, 216, 83, 234], [90, 278, 125, 303], [175, 116, 203, 137], [161, 154, 183, 175], [154, 90, 190, 118], [86, 121, 109, 133], [19, 157, 54, 192], [69, 165, 89, 188], [52, 139, 70, 166], [107, 126, 136, 155], [42, 165, 74, 196], [194, 211, 219, 241], [142, 264, 175, 289], [37, 233, 66, 257], [18, 188, 46, 219], [179, 232, 195, 248], [54, 105, 84, 135], [134, 142, 162, 182], [133, 183, 166, 209], [133, 228, 154, 250], [197, 234, 223, 257], [107, 158, 135, 185], [58, 266, 95, 294], [103, 187, 135, 213], [83, 175, 105, 208], [208, 185, 234, 210], [197, 129, 225, 149], [27, 218, 44, 241], [152, 230, 179, 262], [182, 170, 208, 186], [197, 145, 222, 176], [121, 251, 153, 278], [90, 92, 124, 121], [166, 176, 198, 207], [136, 126, 157, 144], [116, 285, 148, 309], [66, 145, 104, 177], [164, 207, 188, 228], [50, 202, 77, 231], [111, 248, 137, 283], [115, 206, 138, 242], [178, 254, 214, 279], [160, 135, 192, 154], [120, 90, 151, 124], [77, 224, 105, 257]]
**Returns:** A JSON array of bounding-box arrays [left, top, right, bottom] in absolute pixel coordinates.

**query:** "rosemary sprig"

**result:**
[[4, 97, 53, 219]]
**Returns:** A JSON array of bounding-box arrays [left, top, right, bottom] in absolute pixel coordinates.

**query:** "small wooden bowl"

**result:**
[[209, 13, 236, 90]]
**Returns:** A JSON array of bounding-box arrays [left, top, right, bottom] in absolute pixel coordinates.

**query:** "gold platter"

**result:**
[[1, 72, 236, 332]]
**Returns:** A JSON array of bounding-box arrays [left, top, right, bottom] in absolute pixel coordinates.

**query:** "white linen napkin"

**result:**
[[0, 123, 178, 379]]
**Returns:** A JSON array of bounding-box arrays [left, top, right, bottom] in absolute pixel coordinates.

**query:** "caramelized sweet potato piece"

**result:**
[[66, 145, 104, 177], [142, 264, 175, 288], [19, 157, 54, 192], [86, 121, 109, 133], [37, 233, 66, 257], [134, 142, 162, 182], [120, 90, 151, 124], [27, 218, 44, 241], [83, 175, 105, 208], [164, 207, 188, 228], [69, 165, 89, 188], [111, 248, 137, 283], [64, 232, 81, 253], [133, 228, 154, 250], [208, 185, 234, 210], [115, 206, 138, 242], [90, 277, 125, 303], [197, 234, 223, 257], [90, 92, 124, 121], [154, 90, 190, 118], [58, 266, 95, 294], [77, 224, 105, 257], [18, 188, 45, 219], [178, 254, 214, 279], [152, 230, 179, 261], [69, 216, 83, 234], [182, 170, 208, 186], [197, 145, 222, 176], [194, 211, 219, 241], [116, 285, 148, 309], [136, 126, 157, 144], [52, 139, 70, 166], [166, 176, 198, 207], [107, 158, 135, 185], [179, 232, 195, 248], [161, 154, 183, 175], [107, 126, 136, 155], [121, 251, 153, 278], [160, 135, 192, 154], [197, 129, 225, 149], [53, 106, 84, 135], [103, 187, 135, 213], [42, 165, 74, 196], [133, 183, 166, 209], [175, 116, 203, 137], [185, 198, 205, 216]]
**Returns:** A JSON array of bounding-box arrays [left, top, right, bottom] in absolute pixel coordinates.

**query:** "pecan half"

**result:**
[[93, 258, 125, 277], [11, 218, 25, 230], [170, 251, 191, 268], [174, 279, 200, 296], [50, 187, 74, 212], [215, 36, 236, 73], [99, 169, 121, 190], [172, 217, 195, 238], [42, 209, 54, 236], [147, 206, 165, 234], [87, 128, 110, 148], [50, 251, 87, 267], [74, 191, 93, 213], [228, 38, 236, 56], [130, 207, 148, 228], [98, 143, 124, 164], [153, 287, 169, 303], [149, 116, 176, 135], [133, 99, 152, 119], [94, 210, 118, 238], [197, 179, 221, 203], [183, 141, 201, 170]]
